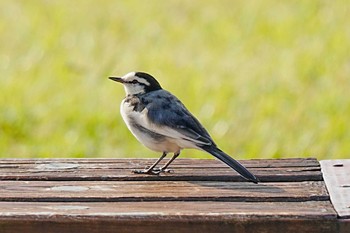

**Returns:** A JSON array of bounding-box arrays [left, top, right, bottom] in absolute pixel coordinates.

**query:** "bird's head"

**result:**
[[109, 72, 162, 95]]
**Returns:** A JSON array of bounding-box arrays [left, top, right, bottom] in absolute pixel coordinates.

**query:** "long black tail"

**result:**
[[202, 146, 259, 183]]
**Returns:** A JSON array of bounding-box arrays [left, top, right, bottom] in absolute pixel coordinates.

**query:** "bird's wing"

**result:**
[[135, 91, 215, 146]]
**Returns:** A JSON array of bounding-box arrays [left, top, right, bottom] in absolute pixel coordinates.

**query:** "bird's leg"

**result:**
[[132, 152, 167, 175], [156, 151, 180, 173]]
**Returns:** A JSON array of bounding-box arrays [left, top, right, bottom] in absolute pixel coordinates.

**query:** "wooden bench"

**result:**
[[0, 158, 348, 233]]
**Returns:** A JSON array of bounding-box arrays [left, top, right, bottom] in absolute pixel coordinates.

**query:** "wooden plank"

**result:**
[[0, 158, 338, 232], [0, 201, 336, 218], [0, 158, 320, 167], [0, 158, 322, 182], [0, 180, 329, 202], [320, 160, 350, 218], [0, 201, 338, 233], [0, 168, 321, 182]]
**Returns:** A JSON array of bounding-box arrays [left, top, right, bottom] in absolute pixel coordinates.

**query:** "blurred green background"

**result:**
[[0, 0, 349, 160]]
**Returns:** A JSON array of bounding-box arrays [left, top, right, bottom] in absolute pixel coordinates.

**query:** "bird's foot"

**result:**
[[132, 168, 159, 175], [152, 167, 174, 174], [132, 167, 173, 175]]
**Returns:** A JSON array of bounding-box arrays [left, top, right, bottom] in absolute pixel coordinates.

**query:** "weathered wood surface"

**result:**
[[320, 160, 350, 218], [320, 160, 350, 233], [0, 158, 322, 182], [0, 181, 328, 202], [0, 202, 337, 233], [0, 158, 345, 233]]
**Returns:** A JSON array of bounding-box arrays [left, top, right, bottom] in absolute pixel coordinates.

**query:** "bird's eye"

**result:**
[[131, 80, 138, 84]]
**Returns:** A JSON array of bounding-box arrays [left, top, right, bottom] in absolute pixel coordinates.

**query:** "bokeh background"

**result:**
[[0, 0, 349, 159]]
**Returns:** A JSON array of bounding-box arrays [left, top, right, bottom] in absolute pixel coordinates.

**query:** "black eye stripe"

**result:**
[[126, 80, 147, 85], [126, 80, 139, 84]]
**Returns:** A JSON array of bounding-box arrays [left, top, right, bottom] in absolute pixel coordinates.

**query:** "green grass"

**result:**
[[0, 0, 349, 159]]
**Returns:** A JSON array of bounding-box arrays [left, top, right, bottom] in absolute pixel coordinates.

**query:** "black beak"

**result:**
[[109, 77, 124, 83]]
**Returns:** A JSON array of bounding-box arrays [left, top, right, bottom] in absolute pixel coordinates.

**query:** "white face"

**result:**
[[121, 72, 150, 95]]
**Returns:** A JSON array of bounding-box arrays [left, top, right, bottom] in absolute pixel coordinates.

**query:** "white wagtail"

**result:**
[[109, 72, 259, 183]]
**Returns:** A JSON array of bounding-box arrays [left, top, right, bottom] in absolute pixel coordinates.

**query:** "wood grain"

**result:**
[[0, 180, 328, 202], [320, 159, 350, 218], [0, 201, 336, 218], [0, 158, 320, 167], [0, 158, 345, 233], [0, 201, 337, 233], [0, 158, 322, 182]]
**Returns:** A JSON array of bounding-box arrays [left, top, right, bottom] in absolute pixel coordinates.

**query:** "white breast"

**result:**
[[120, 99, 187, 153]]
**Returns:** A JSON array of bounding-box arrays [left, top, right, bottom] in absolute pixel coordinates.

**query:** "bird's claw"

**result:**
[[132, 167, 173, 175], [132, 169, 159, 175], [152, 167, 173, 174]]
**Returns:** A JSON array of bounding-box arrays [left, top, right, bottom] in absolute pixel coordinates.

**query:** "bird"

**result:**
[[109, 71, 259, 183]]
